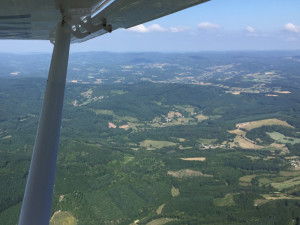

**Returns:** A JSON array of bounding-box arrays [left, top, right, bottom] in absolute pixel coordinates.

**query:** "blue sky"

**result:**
[[0, 0, 299, 53]]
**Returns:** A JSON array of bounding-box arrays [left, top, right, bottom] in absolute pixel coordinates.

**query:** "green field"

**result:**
[[214, 194, 235, 207], [139, 140, 177, 150], [267, 132, 300, 144]]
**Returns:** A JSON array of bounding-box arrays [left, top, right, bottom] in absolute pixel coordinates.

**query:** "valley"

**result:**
[[0, 51, 300, 224]]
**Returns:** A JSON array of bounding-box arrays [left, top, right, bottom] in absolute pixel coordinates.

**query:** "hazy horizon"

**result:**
[[0, 49, 299, 55]]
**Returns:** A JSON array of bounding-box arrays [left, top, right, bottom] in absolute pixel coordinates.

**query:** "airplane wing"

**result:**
[[0, 0, 209, 43]]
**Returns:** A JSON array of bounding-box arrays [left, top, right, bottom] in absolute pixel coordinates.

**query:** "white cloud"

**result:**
[[149, 24, 167, 32], [128, 24, 190, 33], [128, 24, 167, 33], [170, 26, 190, 33], [246, 26, 256, 33], [284, 23, 300, 33], [128, 24, 148, 33], [198, 22, 220, 30]]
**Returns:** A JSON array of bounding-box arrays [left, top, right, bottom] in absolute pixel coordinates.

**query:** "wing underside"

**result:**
[[0, 0, 209, 43]]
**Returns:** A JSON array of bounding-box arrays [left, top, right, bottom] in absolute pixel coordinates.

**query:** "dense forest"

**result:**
[[0, 51, 300, 225]]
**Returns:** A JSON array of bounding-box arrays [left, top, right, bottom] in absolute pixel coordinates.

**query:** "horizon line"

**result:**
[[0, 49, 299, 55]]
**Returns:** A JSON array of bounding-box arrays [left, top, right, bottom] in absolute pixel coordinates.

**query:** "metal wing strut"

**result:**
[[18, 21, 71, 225]]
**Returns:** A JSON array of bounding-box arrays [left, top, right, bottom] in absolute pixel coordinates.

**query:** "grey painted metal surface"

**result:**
[[18, 22, 71, 225], [0, 0, 209, 42]]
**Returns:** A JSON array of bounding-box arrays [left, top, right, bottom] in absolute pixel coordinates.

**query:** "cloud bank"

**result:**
[[129, 24, 190, 33], [128, 24, 167, 33], [284, 23, 300, 33], [198, 22, 220, 30], [129, 22, 221, 33]]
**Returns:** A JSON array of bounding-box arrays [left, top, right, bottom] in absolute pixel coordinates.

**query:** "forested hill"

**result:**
[[0, 76, 300, 224]]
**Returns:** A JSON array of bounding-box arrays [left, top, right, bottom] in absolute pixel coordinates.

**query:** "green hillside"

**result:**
[[0, 76, 300, 224]]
